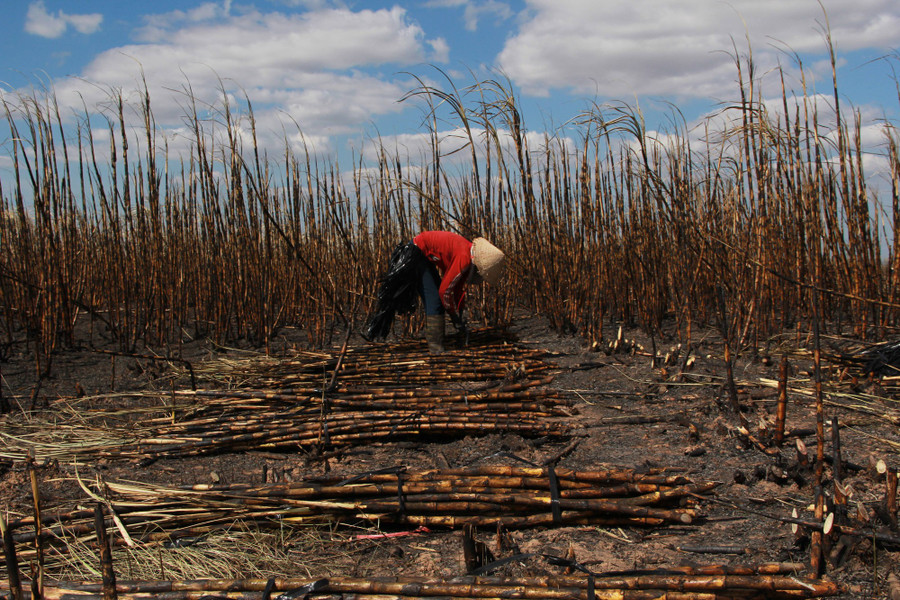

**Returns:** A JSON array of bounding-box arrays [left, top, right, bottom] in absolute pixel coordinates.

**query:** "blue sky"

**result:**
[[2, 1, 900, 184]]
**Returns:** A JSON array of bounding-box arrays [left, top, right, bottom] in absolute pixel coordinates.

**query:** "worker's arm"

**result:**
[[439, 258, 473, 316]]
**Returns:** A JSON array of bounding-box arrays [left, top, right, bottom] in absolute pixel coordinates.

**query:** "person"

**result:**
[[364, 231, 506, 353]]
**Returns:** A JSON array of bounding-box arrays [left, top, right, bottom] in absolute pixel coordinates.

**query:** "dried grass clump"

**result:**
[[53, 526, 351, 582]]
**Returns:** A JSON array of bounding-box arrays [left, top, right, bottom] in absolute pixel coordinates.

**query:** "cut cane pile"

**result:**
[[3, 465, 717, 566], [0, 332, 571, 463]]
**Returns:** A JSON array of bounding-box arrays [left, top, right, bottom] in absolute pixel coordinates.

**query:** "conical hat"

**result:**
[[471, 237, 506, 285]]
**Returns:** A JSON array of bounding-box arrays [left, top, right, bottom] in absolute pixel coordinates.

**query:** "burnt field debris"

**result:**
[[4, 328, 900, 597]]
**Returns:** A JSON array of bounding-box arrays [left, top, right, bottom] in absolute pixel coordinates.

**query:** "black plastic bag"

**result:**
[[363, 242, 429, 340]]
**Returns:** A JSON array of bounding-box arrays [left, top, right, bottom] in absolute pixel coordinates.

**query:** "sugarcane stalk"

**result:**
[[93, 504, 116, 600], [774, 356, 788, 447], [1, 512, 24, 600], [616, 483, 719, 506], [27, 457, 44, 599], [886, 468, 898, 531], [8, 570, 843, 599], [332, 466, 689, 487], [377, 512, 667, 528], [167, 480, 664, 500], [830, 416, 842, 490], [352, 497, 694, 524], [808, 285, 826, 578]]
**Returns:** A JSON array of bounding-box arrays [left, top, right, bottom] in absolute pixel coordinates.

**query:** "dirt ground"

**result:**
[[2, 315, 900, 598]]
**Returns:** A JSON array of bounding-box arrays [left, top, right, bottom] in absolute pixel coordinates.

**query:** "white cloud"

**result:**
[[66, 12, 104, 35], [278, 0, 339, 8], [25, 1, 102, 39], [33, 5, 445, 156], [424, 0, 512, 31], [498, 0, 900, 99], [130, 6, 427, 72], [26, 2, 66, 38], [429, 38, 451, 64], [462, 1, 513, 32], [135, 3, 233, 42], [424, 0, 467, 7]]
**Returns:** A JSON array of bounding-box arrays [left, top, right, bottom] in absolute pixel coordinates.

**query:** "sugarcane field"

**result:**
[[5, 39, 900, 600]]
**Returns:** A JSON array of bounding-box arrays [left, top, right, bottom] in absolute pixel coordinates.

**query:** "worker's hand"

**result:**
[[450, 311, 469, 347]]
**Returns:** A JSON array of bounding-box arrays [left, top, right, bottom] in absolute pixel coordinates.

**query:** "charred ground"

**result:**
[[2, 316, 899, 598]]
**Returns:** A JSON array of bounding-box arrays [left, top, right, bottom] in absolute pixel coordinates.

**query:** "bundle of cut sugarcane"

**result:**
[[157, 376, 568, 420], [0, 396, 570, 463], [0, 338, 570, 463], [101, 378, 569, 460], [111, 413, 567, 460], [3, 466, 717, 566], [190, 333, 554, 389], [1, 564, 845, 600]]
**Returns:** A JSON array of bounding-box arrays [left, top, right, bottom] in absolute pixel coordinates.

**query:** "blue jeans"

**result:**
[[418, 263, 444, 316]]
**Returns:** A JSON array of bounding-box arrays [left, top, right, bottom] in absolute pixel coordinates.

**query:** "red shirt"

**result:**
[[413, 231, 473, 314]]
